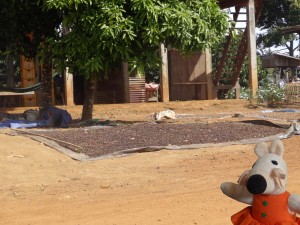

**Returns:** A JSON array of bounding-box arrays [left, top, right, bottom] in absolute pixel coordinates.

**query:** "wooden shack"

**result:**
[[168, 50, 212, 101], [261, 53, 300, 104], [94, 77, 146, 104], [262, 53, 300, 68], [73, 69, 146, 105], [262, 53, 300, 82]]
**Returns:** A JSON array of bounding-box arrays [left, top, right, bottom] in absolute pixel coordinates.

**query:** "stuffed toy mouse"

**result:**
[[221, 139, 300, 225]]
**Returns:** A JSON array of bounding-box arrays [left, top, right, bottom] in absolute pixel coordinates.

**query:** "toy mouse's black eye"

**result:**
[[271, 160, 278, 165]]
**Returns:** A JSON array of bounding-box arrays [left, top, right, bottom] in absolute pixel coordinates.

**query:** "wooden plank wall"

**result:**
[[168, 50, 208, 101], [94, 70, 146, 104], [94, 70, 124, 104], [20, 55, 37, 107]]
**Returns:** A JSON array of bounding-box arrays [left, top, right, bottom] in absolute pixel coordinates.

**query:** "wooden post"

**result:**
[[159, 43, 169, 102], [122, 62, 130, 103], [247, 0, 258, 98], [205, 49, 214, 100], [235, 79, 241, 99], [64, 68, 75, 106]]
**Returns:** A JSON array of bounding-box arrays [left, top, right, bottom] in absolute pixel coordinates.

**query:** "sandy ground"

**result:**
[[1, 99, 300, 225]]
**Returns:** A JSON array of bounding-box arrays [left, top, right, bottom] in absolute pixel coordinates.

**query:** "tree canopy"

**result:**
[[256, 0, 300, 56], [45, 0, 230, 79], [1, 0, 230, 120], [0, 0, 61, 57]]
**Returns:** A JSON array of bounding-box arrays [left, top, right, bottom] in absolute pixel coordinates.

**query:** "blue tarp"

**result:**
[[0, 120, 46, 129], [0, 106, 72, 129]]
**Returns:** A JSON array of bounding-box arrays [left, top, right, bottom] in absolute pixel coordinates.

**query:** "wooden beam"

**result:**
[[231, 31, 248, 85], [159, 43, 169, 102], [171, 82, 208, 85], [64, 68, 75, 106], [218, 0, 248, 9], [205, 49, 214, 100], [122, 62, 130, 103], [247, 0, 258, 97], [214, 35, 233, 86]]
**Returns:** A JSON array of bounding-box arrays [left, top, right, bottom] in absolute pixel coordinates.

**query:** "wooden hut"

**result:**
[[159, 0, 263, 101], [261, 53, 300, 104], [168, 50, 212, 101], [262, 53, 300, 68]]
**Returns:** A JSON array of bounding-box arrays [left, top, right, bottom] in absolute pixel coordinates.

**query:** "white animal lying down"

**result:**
[[221, 139, 300, 225]]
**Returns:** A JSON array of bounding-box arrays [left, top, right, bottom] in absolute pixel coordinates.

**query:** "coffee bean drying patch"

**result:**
[[29, 121, 287, 157]]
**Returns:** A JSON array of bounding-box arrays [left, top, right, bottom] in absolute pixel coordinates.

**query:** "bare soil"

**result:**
[[1, 99, 300, 225]]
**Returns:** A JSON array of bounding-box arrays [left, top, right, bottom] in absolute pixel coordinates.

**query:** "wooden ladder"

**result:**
[[213, 0, 264, 98]]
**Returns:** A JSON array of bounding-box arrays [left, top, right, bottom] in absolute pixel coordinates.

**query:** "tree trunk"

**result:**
[[6, 44, 15, 88], [6, 54, 14, 88], [81, 76, 97, 121], [288, 41, 294, 57], [40, 60, 53, 107]]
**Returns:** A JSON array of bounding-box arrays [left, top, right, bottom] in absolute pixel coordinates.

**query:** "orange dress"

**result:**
[[231, 192, 299, 225]]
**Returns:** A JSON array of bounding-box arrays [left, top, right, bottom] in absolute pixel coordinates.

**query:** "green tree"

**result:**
[[45, 0, 230, 120], [256, 0, 300, 56], [0, 0, 62, 105]]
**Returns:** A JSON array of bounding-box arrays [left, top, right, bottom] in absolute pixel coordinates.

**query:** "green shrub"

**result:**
[[225, 87, 252, 100], [240, 87, 252, 100], [257, 83, 285, 107], [226, 84, 285, 107]]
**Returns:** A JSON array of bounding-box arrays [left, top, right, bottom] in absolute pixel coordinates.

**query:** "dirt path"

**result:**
[[1, 100, 300, 225]]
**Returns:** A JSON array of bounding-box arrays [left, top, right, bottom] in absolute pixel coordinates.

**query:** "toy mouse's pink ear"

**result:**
[[254, 142, 269, 157], [270, 139, 284, 157]]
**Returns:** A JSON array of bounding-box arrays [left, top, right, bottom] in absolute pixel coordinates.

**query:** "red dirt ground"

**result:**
[[1, 99, 300, 225]]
